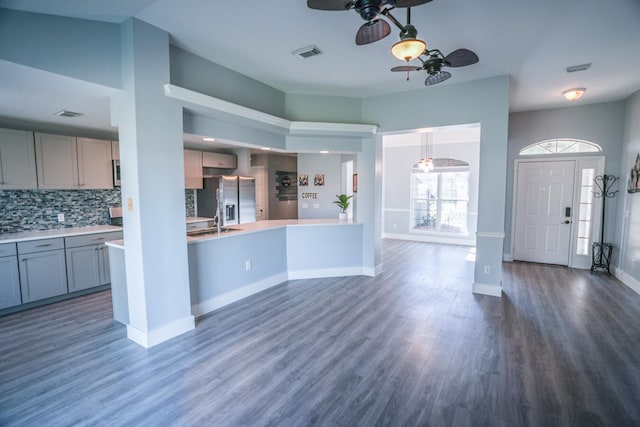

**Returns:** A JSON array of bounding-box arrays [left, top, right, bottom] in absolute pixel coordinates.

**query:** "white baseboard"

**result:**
[[288, 266, 363, 280], [503, 252, 513, 262], [362, 263, 383, 277], [472, 282, 502, 297], [192, 272, 288, 317], [127, 315, 195, 348], [614, 268, 640, 296], [382, 233, 475, 246]]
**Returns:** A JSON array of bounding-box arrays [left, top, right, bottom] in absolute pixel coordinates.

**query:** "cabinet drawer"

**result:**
[[65, 231, 124, 248], [18, 238, 64, 254], [0, 242, 17, 257]]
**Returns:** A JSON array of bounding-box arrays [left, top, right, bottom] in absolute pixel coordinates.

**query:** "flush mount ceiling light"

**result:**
[[202, 137, 215, 142], [563, 88, 586, 101]]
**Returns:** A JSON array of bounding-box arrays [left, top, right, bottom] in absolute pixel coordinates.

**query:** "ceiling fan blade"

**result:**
[[425, 71, 451, 86], [394, 0, 433, 7], [443, 48, 479, 67], [391, 65, 422, 72], [307, 0, 353, 11], [356, 19, 391, 45]]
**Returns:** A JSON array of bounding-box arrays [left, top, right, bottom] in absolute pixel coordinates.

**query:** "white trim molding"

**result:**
[[126, 315, 195, 348], [164, 84, 378, 137], [614, 268, 640, 296], [288, 267, 364, 280], [472, 282, 503, 297], [192, 272, 289, 317], [476, 231, 506, 239]]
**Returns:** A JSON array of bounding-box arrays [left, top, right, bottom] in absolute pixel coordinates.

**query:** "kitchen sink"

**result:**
[[187, 227, 240, 237]]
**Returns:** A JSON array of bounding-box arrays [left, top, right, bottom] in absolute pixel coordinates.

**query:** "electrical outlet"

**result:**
[[484, 265, 490, 274], [57, 213, 65, 222], [245, 260, 252, 271]]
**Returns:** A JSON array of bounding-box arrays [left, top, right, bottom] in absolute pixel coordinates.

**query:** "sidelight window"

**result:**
[[576, 168, 595, 255]]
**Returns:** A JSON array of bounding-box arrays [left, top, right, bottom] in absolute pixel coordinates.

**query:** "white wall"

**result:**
[[617, 89, 640, 291]]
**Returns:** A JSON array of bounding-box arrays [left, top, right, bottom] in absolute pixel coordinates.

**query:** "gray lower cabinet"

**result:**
[[18, 238, 68, 303], [65, 232, 122, 292], [0, 245, 22, 309]]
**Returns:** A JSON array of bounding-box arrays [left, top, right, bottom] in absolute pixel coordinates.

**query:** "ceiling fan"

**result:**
[[391, 48, 479, 86], [306, 0, 433, 46]]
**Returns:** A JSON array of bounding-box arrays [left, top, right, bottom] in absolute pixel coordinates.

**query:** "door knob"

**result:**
[[563, 220, 571, 224]]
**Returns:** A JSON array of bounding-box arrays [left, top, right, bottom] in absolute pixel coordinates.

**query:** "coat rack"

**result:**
[[590, 174, 618, 274]]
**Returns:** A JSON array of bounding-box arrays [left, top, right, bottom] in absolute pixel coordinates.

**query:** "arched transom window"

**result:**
[[519, 139, 602, 156]]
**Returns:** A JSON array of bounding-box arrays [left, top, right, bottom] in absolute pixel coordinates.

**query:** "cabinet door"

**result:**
[[202, 152, 237, 169], [35, 133, 78, 189], [98, 245, 111, 285], [184, 149, 203, 189], [66, 245, 101, 292], [0, 256, 21, 309], [19, 250, 68, 303], [0, 128, 37, 189], [111, 141, 119, 160], [77, 138, 113, 189]]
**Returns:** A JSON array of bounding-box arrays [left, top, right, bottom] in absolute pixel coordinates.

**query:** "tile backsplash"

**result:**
[[1, 189, 196, 234], [0, 189, 122, 233]]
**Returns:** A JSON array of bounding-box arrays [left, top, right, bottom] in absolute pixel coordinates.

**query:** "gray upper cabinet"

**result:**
[[0, 128, 38, 189], [202, 152, 237, 169], [35, 133, 113, 189], [0, 243, 21, 310], [184, 149, 203, 189], [77, 138, 113, 189]]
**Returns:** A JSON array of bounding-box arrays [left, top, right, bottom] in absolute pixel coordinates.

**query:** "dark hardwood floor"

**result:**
[[2, 239, 640, 426]]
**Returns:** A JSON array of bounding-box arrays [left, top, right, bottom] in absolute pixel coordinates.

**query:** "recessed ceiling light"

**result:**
[[260, 147, 272, 151], [54, 109, 83, 118], [202, 137, 215, 142], [320, 150, 329, 154]]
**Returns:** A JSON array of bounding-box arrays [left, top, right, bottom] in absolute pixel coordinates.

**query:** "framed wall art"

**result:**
[[628, 153, 640, 194]]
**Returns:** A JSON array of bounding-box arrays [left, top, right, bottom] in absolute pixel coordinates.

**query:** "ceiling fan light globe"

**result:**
[[391, 39, 426, 61]]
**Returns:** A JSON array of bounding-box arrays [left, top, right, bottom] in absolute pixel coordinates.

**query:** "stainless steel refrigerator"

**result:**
[[196, 176, 256, 226]]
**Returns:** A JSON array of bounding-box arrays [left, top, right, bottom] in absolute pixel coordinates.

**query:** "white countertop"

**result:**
[[106, 218, 360, 249], [0, 217, 216, 245], [0, 225, 123, 244]]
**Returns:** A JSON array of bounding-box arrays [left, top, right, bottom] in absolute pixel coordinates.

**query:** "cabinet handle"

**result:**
[[35, 244, 53, 248], [92, 237, 105, 241]]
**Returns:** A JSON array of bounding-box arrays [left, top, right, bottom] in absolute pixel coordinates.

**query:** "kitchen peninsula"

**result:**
[[106, 219, 364, 324]]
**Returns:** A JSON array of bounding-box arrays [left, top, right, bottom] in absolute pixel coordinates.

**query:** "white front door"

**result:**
[[514, 160, 575, 265]]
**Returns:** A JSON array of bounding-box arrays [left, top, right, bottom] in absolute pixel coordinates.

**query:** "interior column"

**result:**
[[114, 18, 194, 347]]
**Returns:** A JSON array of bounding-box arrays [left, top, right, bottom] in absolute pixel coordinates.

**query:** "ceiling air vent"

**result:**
[[54, 109, 83, 118], [292, 45, 323, 59], [566, 63, 592, 73]]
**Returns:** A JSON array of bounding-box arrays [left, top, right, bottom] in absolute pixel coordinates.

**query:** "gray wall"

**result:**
[[285, 93, 363, 123], [170, 46, 285, 118], [0, 8, 121, 89], [618, 89, 640, 284], [297, 153, 343, 219], [252, 153, 298, 220], [505, 102, 626, 255]]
